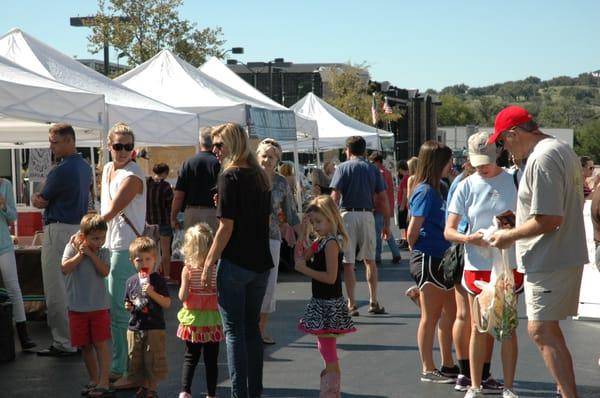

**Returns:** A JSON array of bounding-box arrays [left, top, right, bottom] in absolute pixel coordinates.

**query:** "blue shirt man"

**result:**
[[32, 123, 93, 356], [329, 136, 390, 316]]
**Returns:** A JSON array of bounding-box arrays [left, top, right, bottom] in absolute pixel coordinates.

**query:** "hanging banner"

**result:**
[[28, 148, 53, 182], [247, 106, 297, 141]]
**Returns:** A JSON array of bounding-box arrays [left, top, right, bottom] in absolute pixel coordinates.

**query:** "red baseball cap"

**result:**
[[489, 105, 533, 144]]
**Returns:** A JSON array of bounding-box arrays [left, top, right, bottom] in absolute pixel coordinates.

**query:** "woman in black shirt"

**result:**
[[201, 123, 273, 398]]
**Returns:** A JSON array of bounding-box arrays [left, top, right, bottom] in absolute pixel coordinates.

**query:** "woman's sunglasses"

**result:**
[[213, 142, 224, 149], [111, 143, 134, 152]]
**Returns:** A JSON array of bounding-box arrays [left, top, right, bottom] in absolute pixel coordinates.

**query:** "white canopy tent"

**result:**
[[282, 92, 391, 152], [115, 50, 297, 141], [199, 57, 318, 140], [0, 28, 199, 147], [0, 54, 104, 148]]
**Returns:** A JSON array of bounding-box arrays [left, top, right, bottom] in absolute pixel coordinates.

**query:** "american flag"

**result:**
[[371, 93, 379, 125], [383, 96, 393, 114]]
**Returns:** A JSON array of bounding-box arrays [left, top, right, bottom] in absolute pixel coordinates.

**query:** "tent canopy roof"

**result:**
[[0, 28, 199, 146], [200, 57, 318, 138], [283, 92, 389, 151], [0, 54, 104, 136]]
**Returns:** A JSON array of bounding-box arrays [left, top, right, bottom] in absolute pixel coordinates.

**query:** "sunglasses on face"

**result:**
[[111, 143, 134, 152], [213, 142, 224, 149]]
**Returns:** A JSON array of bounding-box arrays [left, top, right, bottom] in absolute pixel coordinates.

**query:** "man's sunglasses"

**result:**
[[495, 128, 517, 148], [111, 143, 134, 152]]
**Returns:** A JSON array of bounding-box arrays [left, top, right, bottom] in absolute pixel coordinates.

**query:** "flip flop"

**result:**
[[110, 378, 139, 391]]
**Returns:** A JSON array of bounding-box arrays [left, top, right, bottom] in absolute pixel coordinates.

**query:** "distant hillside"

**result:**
[[430, 72, 600, 127], [429, 72, 600, 160]]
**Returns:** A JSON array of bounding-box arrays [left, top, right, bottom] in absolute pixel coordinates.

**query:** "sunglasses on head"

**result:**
[[111, 143, 134, 152], [213, 142, 224, 149]]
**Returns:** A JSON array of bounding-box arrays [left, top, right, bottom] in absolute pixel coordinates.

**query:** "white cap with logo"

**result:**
[[468, 131, 499, 167]]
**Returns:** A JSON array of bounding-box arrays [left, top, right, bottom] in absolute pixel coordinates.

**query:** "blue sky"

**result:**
[[3, 0, 600, 91]]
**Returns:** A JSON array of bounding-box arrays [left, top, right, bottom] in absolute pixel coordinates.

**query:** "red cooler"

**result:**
[[17, 209, 43, 236]]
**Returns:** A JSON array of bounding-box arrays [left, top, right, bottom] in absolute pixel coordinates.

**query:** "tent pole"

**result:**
[[10, 149, 16, 199], [292, 141, 302, 214], [90, 146, 98, 211], [101, 104, 109, 166]]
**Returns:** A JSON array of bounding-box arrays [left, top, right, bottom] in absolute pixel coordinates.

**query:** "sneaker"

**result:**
[[464, 387, 484, 398], [178, 392, 192, 398], [482, 377, 504, 393], [420, 368, 455, 384], [440, 365, 460, 378], [502, 388, 519, 398], [454, 374, 471, 392], [392, 255, 402, 264]]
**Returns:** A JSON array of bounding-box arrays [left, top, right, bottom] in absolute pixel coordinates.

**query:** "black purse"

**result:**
[[439, 243, 465, 285]]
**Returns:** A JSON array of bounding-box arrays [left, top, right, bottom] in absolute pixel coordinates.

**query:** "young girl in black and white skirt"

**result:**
[[295, 195, 356, 398]]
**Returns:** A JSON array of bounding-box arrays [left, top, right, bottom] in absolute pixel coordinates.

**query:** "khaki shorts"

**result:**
[[524, 265, 584, 321], [127, 329, 168, 383], [341, 211, 376, 264]]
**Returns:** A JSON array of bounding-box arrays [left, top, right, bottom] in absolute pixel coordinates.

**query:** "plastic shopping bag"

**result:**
[[472, 249, 518, 341]]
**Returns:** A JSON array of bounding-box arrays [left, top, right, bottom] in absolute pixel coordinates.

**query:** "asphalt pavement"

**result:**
[[1, 247, 600, 397]]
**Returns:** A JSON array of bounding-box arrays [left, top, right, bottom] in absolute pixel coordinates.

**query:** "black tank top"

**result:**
[[308, 235, 343, 299]]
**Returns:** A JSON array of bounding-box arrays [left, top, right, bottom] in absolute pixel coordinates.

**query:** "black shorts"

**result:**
[[397, 208, 409, 229], [409, 251, 454, 291]]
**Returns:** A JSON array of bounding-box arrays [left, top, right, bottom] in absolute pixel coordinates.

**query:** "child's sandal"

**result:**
[[88, 387, 114, 398], [134, 387, 148, 398], [80, 383, 97, 396]]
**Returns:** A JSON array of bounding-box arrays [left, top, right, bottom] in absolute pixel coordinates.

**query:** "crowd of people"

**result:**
[[0, 104, 596, 398]]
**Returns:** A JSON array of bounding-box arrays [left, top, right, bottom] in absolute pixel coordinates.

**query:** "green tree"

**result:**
[[87, 0, 225, 68], [437, 95, 477, 126], [322, 64, 373, 125], [575, 119, 600, 162]]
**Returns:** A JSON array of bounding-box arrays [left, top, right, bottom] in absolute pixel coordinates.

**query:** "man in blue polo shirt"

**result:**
[[32, 123, 92, 356], [330, 136, 390, 316]]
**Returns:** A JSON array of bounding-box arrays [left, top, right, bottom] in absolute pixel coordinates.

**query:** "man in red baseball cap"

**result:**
[[488, 105, 587, 398]]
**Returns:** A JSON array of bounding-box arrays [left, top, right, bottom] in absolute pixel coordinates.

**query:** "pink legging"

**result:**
[[317, 336, 338, 363]]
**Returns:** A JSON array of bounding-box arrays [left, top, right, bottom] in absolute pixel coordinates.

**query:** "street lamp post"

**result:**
[[70, 15, 130, 76]]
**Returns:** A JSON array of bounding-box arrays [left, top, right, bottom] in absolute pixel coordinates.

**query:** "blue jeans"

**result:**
[[374, 212, 401, 262], [217, 258, 269, 398]]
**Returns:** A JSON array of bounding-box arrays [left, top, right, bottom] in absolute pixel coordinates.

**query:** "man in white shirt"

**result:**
[[488, 106, 588, 398]]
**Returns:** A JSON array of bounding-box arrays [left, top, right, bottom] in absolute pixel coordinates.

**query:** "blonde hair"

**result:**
[[108, 122, 135, 146], [80, 213, 107, 236], [182, 223, 214, 267], [305, 195, 348, 249], [407, 156, 418, 175], [211, 123, 270, 191], [256, 138, 282, 162], [278, 162, 294, 177], [129, 236, 157, 260]]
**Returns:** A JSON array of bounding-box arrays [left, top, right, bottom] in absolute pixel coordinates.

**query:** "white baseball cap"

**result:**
[[468, 131, 498, 167]]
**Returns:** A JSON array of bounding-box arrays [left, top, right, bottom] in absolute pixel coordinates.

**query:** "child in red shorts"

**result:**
[[62, 214, 112, 397]]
